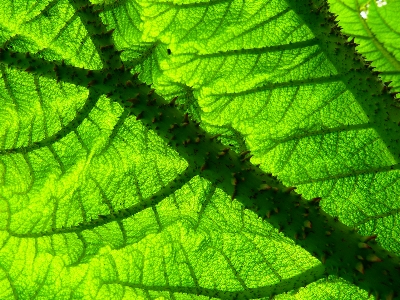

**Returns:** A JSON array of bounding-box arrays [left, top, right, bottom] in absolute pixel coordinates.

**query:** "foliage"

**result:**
[[0, 0, 400, 299]]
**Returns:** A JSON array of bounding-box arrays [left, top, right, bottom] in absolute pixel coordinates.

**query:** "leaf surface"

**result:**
[[121, 0, 400, 258], [0, 0, 400, 299]]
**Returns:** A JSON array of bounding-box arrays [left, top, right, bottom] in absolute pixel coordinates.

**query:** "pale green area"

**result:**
[[0, 0, 399, 299]]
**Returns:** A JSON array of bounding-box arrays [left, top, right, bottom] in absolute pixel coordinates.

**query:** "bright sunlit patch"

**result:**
[[360, 3, 370, 19], [360, 10, 368, 19], [377, 0, 388, 7]]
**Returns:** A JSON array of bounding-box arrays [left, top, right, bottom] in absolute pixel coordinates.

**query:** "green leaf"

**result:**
[[123, 0, 400, 282], [1, 0, 400, 299], [329, 0, 400, 95]]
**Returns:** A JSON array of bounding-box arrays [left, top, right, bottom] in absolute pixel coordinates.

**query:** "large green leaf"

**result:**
[[0, 0, 400, 299], [122, 0, 400, 257]]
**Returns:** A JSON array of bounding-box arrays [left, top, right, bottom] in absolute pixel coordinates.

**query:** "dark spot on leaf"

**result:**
[[167, 49, 171, 55]]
